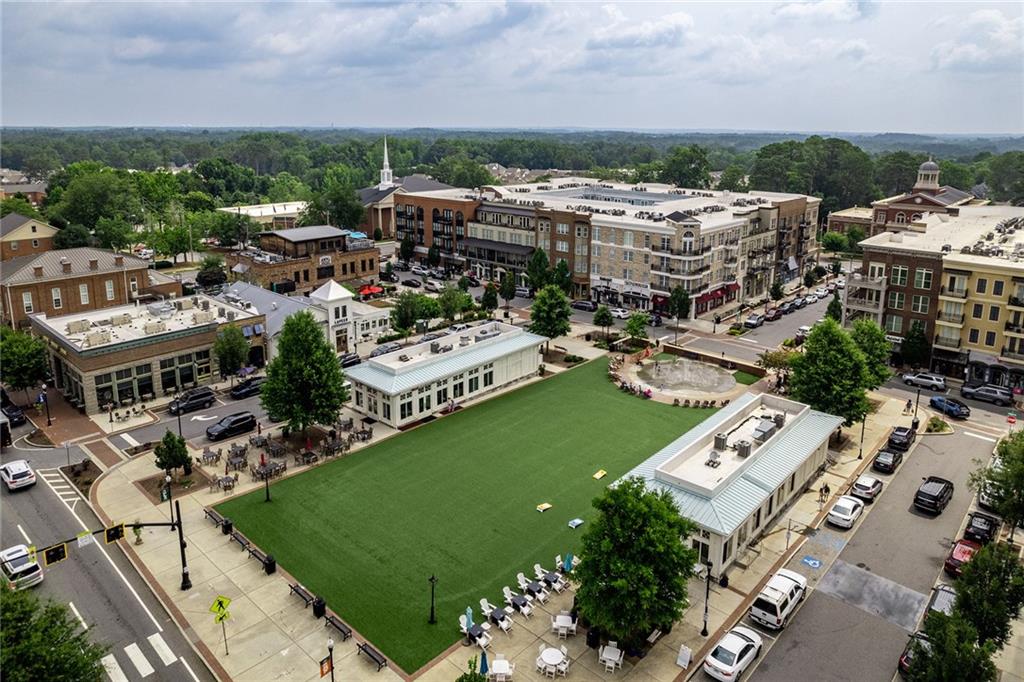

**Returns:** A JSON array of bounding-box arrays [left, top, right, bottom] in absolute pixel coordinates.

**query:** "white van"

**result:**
[[748, 568, 807, 629]]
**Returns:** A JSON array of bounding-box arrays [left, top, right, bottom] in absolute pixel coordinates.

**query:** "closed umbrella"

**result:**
[[465, 606, 474, 629], [479, 650, 488, 675], [563, 553, 573, 573]]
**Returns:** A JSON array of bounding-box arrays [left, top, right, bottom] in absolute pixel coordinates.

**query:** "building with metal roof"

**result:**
[[620, 392, 842, 578], [345, 321, 545, 427]]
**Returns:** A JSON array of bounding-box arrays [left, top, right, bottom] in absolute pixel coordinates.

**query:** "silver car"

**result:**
[[851, 475, 882, 502], [902, 372, 946, 391]]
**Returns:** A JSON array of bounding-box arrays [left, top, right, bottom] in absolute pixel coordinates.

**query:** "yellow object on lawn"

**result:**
[[536, 503, 552, 512], [592, 470, 607, 479]]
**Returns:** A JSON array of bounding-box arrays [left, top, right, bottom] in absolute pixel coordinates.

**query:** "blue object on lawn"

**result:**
[[480, 650, 488, 674], [466, 606, 474, 629], [563, 553, 573, 572]]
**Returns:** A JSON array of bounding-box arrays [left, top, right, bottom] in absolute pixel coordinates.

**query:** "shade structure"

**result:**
[[359, 285, 384, 296], [465, 606, 474, 629], [479, 650, 488, 674]]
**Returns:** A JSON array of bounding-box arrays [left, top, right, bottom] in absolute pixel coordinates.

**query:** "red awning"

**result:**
[[726, 282, 740, 293]]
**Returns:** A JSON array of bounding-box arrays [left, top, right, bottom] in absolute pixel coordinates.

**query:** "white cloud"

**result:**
[[587, 11, 694, 50], [774, 1, 867, 22], [930, 8, 1022, 71]]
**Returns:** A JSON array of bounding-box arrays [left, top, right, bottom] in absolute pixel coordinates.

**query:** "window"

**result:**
[[483, 371, 494, 388], [976, 278, 988, 294], [9, 241, 17, 251], [911, 295, 929, 315], [79, 284, 89, 305], [468, 376, 479, 393], [887, 292, 905, 310], [875, 211, 886, 223], [623, 232, 633, 248], [895, 213, 906, 224], [989, 305, 1000, 322], [890, 265, 908, 286], [592, 226, 601, 241], [556, 240, 568, 253], [436, 387, 448, 404], [21, 292, 32, 313], [885, 315, 902, 334], [973, 303, 984, 319], [129, 276, 138, 294], [355, 391, 363, 407], [914, 268, 932, 290], [868, 262, 885, 279], [400, 401, 413, 420], [556, 223, 569, 235], [994, 281, 1005, 296], [418, 395, 432, 412], [969, 328, 980, 344], [31, 239, 39, 248], [51, 287, 62, 309], [622, 251, 633, 262], [382, 402, 391, 420], [104, 280, 115, 301], [453, 382, 464, 399], [985, 331, 996, 347]]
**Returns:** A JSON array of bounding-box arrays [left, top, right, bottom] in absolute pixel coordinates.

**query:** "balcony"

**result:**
[[937, 312, 965, 326], [1006, 322, 1024, 337], [847, 274, 886, 290], [1009, 296, 1024, 311], [1001, 347, 1024, 363], [934, 334, 962, 351], [846, 296, 882, 312], [650, 263, 677, 275], [939, 285, 968, 300]]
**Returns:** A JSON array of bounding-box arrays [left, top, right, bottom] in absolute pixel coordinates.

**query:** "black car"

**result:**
[[887, 426, 916, 451], [792, 297, 807, 309], [765, 308, 783, 322], [914, 476, 955, 514], [963, 511, 1001, 544], [380, 271, 399, 283], [395, 260, 410, 271], [570, 300, 598, 312], [463, 275, 481, 287], [369, 342, 401, 358], [168, 386, 216, 415], [780, 302, 794, 315], [401, 279, 422, 288], [1, 405, 26, 427], [647, 313, 663, 326], [229, 376, 265, 399], [206, 412, 257, 441], [872, 449, 903, 474], [339, 353, 362, 368]]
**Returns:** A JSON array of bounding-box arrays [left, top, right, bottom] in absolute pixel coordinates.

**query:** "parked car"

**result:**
[[748, 568, 807, 630], [424, 279, 444, 293], [1, 404, 26, 427], [814, 287, 828, 298], [960, 382, 1013, 407], [339, 353, 361, 369], [703, 626, 763, 682], [835, 279, 846, 289], [792, 297, 807, 309], [1, 460, 36, 491], [927, 583, 957, 616], [411, 265, 430, 276], [206, 411, 257, 441], [929, 395, 971, 419], [395, 260, 410, 271], [369, 342, 401, 358], [850, 475, 883, 502], [609, 308, 631, 319], [963, 511, 1001, 544], [827, 495, 865, 529], [401, 278, 422, 288], [419, 332, 446, 343], [764, 308, 783, 322], [902, 372, 947, 391], [887, 426, 916, 451], [168, 386, 216, 415], [744, 314, 764, 328], [570, 300, 598, 312], [978, 479, 1003, 511], [914, 476, 955, 514], [780, 302, 794, 315], [944, 538, 982, 577], [1, 544, 44, 590], [898, 632, 930, 677], [229, 376, 265, 399], [795, 325, 812, 340], [448, 323, 470, 334], [379, 271, 399, 283], [826, 282, 838, 293], [872, 449, 904, 474], [514, 286, 533, 299], [805, 293, 819, 304]]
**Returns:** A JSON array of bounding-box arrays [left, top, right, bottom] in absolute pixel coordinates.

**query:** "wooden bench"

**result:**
[[289, 583, 315, 608], [646, 628, 663, 645], [247, 545, 268, 563], [325, 612, 352, 641], [553, 345, 568, 354], [357, 641, 387, 672], [229, 530, 250, 550], [203, 508, 225, 527]]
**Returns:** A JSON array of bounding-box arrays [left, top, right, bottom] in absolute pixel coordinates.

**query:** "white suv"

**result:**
[[901, 372, 946, 391], [1, 460, 36, 491], [749, 568, 807, 629], [1, 545, 44, 590]]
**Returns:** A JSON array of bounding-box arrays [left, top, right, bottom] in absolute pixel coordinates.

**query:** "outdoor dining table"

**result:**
[[267, 442, 286, 458], [489, 607, 509, 624], [600, 644, 623, 668], [542, 572, 561, 587], [228, 455, 246, 471], [301, 451, 318, 465], [249, 435, 268, 447], [526, 581, 546, 597], [510, 594, 530, 613], [201, 449, 219, 464], [218, 476, 235, 491], [467, 624, 486, 641], [540, 647, 564, 667], [554, 614, 574, 630], [490, 659, 511, 676]]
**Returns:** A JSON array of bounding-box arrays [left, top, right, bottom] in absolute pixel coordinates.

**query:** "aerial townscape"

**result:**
[[2, 2, 1023, 682]]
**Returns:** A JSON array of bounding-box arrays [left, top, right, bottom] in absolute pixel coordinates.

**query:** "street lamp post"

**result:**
[[428, 574, 438, 624], [176, 500, 192, 591], [914, 388, 921, 418], [858, 416, 866, 459], [327, 638, 335, 682], [700, 561, 712, 637], [64, 440, 71, 468], [264, 472, 271, 503], [165, 474, 175, 530], [173, 391, 183, 438], [40, 383, 52, 426]]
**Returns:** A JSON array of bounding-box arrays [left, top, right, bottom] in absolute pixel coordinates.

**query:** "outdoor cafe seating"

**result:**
[[266, 441, 286, 458], [598, 641, 624, 673], [550, 611, 577, 639], [488, 653, 514, 681]]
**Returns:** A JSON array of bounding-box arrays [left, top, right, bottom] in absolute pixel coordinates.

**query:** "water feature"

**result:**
[[636, 357, 736, 395]]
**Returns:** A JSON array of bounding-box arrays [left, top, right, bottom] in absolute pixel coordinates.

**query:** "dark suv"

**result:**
[[229, 376, 265, 399], [206, 412, 257, 441], [168, 387, 216, 415], [887, 426, 916, 451], [914, 476, 954, 514]]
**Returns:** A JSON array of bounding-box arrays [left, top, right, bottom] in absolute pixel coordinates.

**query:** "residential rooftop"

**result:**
[[217, 202, 308, 219], [829, 206, 873, 219]]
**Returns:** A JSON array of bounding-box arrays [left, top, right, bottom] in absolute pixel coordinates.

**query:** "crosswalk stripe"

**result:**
[[965, 431, 997, 443], [121, 433, 140, 447], [102, 654, 129, 682], [124, 642, 154, 677], [147, 633, 177, 666]]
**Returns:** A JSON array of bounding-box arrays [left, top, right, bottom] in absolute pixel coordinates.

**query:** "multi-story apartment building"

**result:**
[[225, 226, 380, 296], [845, 206, 1024, 389], [393, 191, 481, 271], [1, 213, 59, 261], [867, 160, 987, 237], [464, 201, 539, 286], [359, 139, 452, 239]]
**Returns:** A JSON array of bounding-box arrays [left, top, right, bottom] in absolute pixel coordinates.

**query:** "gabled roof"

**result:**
[[215, 282, 314, 340], [358, 174, 453, 205], [0, 213, 40, 237], [1, 248, 150, 285]]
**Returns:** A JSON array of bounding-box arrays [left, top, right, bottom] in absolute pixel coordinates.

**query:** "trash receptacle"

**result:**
[[263, 554, 276, 575], [586, 628, 601, 649], [312, 596, 326, 619], [912, 417, 920, 432], [221, 519, 233, 536]]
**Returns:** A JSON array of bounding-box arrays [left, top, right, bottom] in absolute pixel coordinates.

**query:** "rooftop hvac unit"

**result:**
[[753, 419, 776, 443], [192, 297, 200, 307], [144, 321, 166, 335], [773, 412, 786, 429], [66, 319, 91, 334], [460, 335, 471, 347], [714, 433, 728, 451], [85, 330, 111, 347], [192, 311, 215, 325], [218, 307, 226, 317], [226, 311, 236, 322], [201, 299, 210, 311], [736, 440, 752, 458], [111, 313, 133, 326], [174, 298, 194, 311]]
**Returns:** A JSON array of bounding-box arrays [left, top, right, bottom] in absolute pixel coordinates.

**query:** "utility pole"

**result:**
[[176, 500, 192, 591]]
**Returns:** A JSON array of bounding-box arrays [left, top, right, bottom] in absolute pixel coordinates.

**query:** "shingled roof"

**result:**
[[1, 248, 150, 285]]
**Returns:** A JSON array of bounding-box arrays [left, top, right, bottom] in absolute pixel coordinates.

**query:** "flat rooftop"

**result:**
[[33, 295, 258, 353], [218, 202, 308, 218], [830, 206, 873, 219], [861, 206, 1024, 265]]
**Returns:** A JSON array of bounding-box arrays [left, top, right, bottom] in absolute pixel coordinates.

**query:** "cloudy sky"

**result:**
[[2, 1, 1021, 133]]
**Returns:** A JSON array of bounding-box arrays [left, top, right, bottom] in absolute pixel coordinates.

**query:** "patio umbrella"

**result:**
[[479, 650, 488, 675], [260, 452, 266, 467], [465, 606, 474, 629], [563, 553, 573, 572], [224, 462, 229, 476], [305, 436, 312, 451], [359, 285, 383, 296]]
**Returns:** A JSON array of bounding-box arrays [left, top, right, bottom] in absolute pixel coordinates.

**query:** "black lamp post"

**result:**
[[858, 417, 866, 460], [700, 561, 712, 637], [914, 388, 921, 418], [428, 574, 438, 624], [173, 391, 183, 438], [327, 638, 335, 682], [40, 383, 52, 426], [165, 474, 175, 531], [176, 500, 192, 591], [264, 472, 271, 502]]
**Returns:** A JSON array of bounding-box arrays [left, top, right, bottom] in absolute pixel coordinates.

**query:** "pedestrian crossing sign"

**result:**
[[215, 610, 230, 624], [210, 595, 232, 614]]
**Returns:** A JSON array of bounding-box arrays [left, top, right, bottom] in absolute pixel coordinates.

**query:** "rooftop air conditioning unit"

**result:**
[[714, 433, 728, 450], [736, 440, 752, 458], [226, 311, 236, 322], [111, 313, 133, 326], [460, 335, 471, 347], [773, 412, 786, 429], [143, 321, 166, 335]]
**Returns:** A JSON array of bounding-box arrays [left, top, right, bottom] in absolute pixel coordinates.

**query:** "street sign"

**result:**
[[1008, 413, 1017, 425], [319, 655, 333, 677], [104, 524, 125, 544], [43, 543, 68, 566], [209, 595, 232, 614], [214, 610, 230, 624], [76, 531, 95, 549], [160, 486, 171, 502]]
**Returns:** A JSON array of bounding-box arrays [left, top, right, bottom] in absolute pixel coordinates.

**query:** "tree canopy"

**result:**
[[593, 305, 613, 336], [624, 312, 649, 341], [213, 324, 249, 376], [954, 542, 1024, 648], [526, 248, 550, 290], [551, 259, 572, 295], [153, 429, 190, 476], [480, 283, 498, 315], [850, 319, 892, 389], [659, 145, 711, 188], [969, 430, 1024, 543], [528, 285, 571, 350], [902, 320, 932, 368], [789, 318, 870, 425], [53, 224, 91, 249], [908, 612, 996, 682], [0, 327, 50, 402]]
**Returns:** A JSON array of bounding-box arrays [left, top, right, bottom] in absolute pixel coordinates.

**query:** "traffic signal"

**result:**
[[42, 543, 68, 566], [104, 524, 125, 544]]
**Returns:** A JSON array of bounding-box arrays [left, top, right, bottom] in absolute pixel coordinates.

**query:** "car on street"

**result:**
[[395, 260, 410, 271], [419, 332, 446, 343], [795, 325, 812, 340], [944, 538, 982, 577], [514, 286, 533, 299], [424, 279, 444, 293], [929, 395, 971, 419], [827, 495, 865, 528], [872, 449, 904, 474], [780, 302, 794, 315], [379, 271, 399, 283], [703, 626, 763, 682], [168, 386, 216, 415], [748, 568, 807, 629], [835, 279, 846, 289], [898, 631, 930, 677], [609, 308, 631, 319], [206, 411, 257, 441], [960, 382, 1013, 406], [570, 300, 597, 312], [963, 511, 1001, 544], [369, 342, 401, 358], [792, 297, 807, 309], [339, 352, 362, 368], [411, 265, 430, 276], [462, 274, 481, 287], [429, 268, 447, 280], [448, 323, 470, 334], [851, 475, 883, 502], [902, 372, 947, 391], [401, 278, 422, 288], [1, 404, 26, 427], [814, 287, 828, 298], [927, 583, 957, 616], [229, 376, 265, 399], [805, 293, 819, 304], [887, 426, 916, 451], [914, 476, 955, 514], [764, 308, 783, 322], [1, 460, 36, 491], [1, 544, 44, 590], [744, 314, 764, 328]]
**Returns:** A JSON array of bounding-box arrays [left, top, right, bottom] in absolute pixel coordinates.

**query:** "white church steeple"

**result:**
[[378, 136, 395, 190]]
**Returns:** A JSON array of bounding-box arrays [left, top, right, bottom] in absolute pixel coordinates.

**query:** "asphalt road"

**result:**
[[119, 393, 268, 448], [1, 447, 214, 682], [751, 429, 994, 681]]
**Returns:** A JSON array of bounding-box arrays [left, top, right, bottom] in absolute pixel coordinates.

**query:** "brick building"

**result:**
[[867, 160, 987, 237], [1, 248, 180, 328], [825, 206, 872, 236], [358, 138, 452, 239], [0, 182, 47, 206], [1, 213, 59, 261]]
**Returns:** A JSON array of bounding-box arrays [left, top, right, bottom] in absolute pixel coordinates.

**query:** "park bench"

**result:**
[[289, 583, 316, 608], [325, 612, 352, 641], [357, 641, 388, 672], [229, 530, 250, 550], [203, 508, 225, 528], [246, 544, 276, 574], [553, 345, 568, 354]]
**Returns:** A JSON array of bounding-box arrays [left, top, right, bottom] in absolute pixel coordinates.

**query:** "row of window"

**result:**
[[22, 278, 133, 314], [887, 292, 930, 314], [888, 265, 932, 289], [7, 238, 42, 251]]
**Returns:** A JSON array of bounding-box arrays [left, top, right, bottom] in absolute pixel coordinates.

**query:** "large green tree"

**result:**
[[668, 286, 691, 344], [770, 280, 784, 301], [969, 430, 1024, 543], [53, 224, 92, 249], [659, 145, 711, 188], [94, 216, 134, 251], [850, 319, 892, 389], [300, 182, 365, 229], [593, 305, 613, 339], [51, 167, 139, 230], [789, 318, 870, 425], [825, 292, 843, 322], [432, 154, 495, 188], [575, 477, 697, 649], [526, 248, 550, 290], [716, 164, 748, 192], [213, 324, 249, 377], [260, 311, 348, 434], [0, 197, 43, 220], [399, 235, 416, 263], [908, 612, 996, 682], [528, 284, 571, 352], [1, 584, 107, 682], [153, 429, 190, 477], [821, 232, 848, 253], [551, 259, 573, 296], [196, 255, 228, 288], [391, 290, 421, 337], [499, 273, 517, 315], [0, 327, 50, 404], [480, 282, 498, 316], [624, 311, 649, 342], [955, 542, 1024, 648], [427, 243, 441, 268], [875, 151, 926, 196], [902, 320, 932, 368], [438, 285, 464, 321]]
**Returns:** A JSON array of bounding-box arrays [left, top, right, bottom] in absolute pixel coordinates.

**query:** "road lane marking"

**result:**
[[120, 433, 140, 447], [147, 632, 177, 666], [179, 657, 201, 682], [124, 642, 155, 677], [102, 654, 129, 682], [16, 524, 31, 543], [69, 601, 88, 630], [964, 431, 997, 442]]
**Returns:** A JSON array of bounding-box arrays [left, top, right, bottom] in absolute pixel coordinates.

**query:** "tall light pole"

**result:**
[[428, 574, 438, 625], [176, 500, 192, 591], [700, 561, 712, 636], [165, 474, 175, 531], [173, 390, 183, 438], [327, 638, 335, 682], [40, 383, 52, 426], [858, 417, 866, 460]]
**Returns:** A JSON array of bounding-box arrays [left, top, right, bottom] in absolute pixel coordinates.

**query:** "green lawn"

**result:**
[[217, 359, 710, 672], [733, 370, 761, 385]]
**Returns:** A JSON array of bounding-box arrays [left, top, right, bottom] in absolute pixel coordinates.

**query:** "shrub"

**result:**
[[564, 354, 585, 364], [376, 332, 406, 344], [927, 416, 951, 433]]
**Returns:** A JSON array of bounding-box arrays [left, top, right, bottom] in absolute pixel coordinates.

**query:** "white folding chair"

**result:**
[[459, 614, 469, 635]]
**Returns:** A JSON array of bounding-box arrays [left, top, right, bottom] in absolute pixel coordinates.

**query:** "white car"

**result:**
[[827, 495, 865, 529], [411, 265, 430, 276], [836, 279, 846, 289], [815, 287, 828, 298], [703, 625, 763, 681], [851, 475, 883, 502], [805, 293, 819, 304], [1, 460, 36, 491], [609, 308, 631, 319], [1, 544, 44, 590]]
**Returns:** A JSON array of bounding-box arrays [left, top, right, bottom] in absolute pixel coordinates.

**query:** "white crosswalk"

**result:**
[[101, 633, 179, 681], [37, 468, 81, 511]]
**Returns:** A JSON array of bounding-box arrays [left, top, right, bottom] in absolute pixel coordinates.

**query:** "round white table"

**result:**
[[541, 647, 565, 666]]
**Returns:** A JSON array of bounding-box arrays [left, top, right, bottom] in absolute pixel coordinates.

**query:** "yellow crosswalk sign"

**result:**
[[210, 595, 232, 615], [215, 610, 230, 624]]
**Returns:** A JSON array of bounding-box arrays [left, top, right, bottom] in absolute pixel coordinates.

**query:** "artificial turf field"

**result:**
[[217, 358, 712, 672]]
